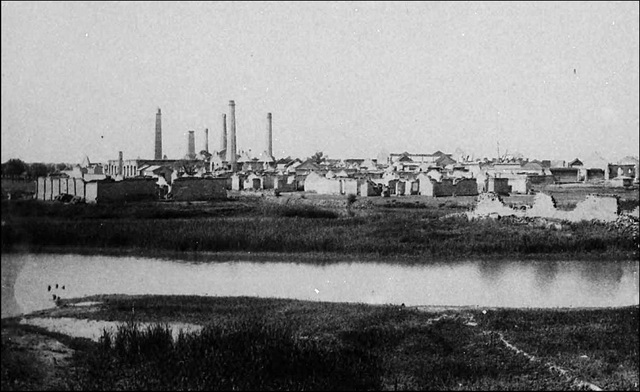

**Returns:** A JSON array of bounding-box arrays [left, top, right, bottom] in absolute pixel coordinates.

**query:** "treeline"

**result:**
[[1, 158, 73, 180]]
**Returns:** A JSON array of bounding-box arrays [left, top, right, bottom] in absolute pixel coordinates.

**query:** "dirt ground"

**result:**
[[1, 324, 78, 391]]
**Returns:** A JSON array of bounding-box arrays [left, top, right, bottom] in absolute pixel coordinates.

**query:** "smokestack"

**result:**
[[266, 113, 273, 158], [221, 114, 227, 161], [204, 128, 209, 153], [118, 151, 123, 176], [187, 131, 196, 160], [229, 100, 237, 171], [155, 108, 162, 160]]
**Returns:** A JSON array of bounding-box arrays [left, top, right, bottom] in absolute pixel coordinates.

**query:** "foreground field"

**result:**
[[2, 186, 638, 262], [2, 295, 638, 391]]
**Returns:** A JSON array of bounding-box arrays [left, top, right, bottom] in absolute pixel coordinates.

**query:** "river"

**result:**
[[2, 253, 638, 318]]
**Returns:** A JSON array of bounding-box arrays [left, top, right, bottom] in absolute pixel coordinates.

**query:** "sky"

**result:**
[[1, 1, 639, 164]]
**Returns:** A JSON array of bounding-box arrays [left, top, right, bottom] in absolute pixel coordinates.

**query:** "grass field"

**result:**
[[2, 186, 638, 262], [2, 295, 638, 391]]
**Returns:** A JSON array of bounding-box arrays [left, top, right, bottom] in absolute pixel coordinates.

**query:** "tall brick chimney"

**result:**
[[229, 100, 237, 171], [221, 113, 227, 161], [204, 128, 209, 154], [187, 131, 196, 160], [118, 151, 123, 176], [266, 112, 273, 158], [155, 108, 162, 160]]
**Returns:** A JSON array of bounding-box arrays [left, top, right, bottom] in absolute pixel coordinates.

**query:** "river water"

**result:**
[[2, 253, 638, 318]]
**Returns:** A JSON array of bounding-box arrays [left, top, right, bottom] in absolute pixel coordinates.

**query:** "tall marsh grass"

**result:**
[[2, 199, 637, 260], [83, 318, 381, 390]]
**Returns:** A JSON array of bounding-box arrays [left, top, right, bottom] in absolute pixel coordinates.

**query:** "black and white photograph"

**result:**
[[1, 1, 638, 390]]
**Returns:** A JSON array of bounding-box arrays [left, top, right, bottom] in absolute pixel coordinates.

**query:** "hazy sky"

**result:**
[[2, 1, 639, 164]]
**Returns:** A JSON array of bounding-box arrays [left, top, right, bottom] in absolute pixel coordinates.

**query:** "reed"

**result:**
[[83, 318, 382, 390]]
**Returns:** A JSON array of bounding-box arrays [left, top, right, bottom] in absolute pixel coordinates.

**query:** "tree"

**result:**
[[27, 162, 49, 179], [2, 159, 27, 179], [55, 163, 71, 172], [310, 151, 326, 164], [172, 160, 203, 176]]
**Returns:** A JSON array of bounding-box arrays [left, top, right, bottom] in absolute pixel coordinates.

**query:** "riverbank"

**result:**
[[2, 295, 638, 391], [2, 194, 638, 262]]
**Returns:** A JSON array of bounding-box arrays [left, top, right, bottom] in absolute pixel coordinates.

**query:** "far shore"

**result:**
[[2, 245, 637, 264]]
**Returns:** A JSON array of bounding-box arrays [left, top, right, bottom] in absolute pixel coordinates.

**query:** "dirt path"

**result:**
[[413, 306, 604, 391]]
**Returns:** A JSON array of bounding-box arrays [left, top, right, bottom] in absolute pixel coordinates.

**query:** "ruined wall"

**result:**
[[304, 172, 342, 195], [85, 182, 99, 203], [171, 178, 227, 201], [396, 181, 406, 196], [60, 178, 70, 195], [231, 175, 244, 190], [586, 169, 604, 182], [387, 179, 398, 195], [78, 179, 156, 203], [486, 178, 510, 195], [468, 192, 620, 223], [570, 194, 619, 221], [74, 178, 85, 198], [262, 175, 275, 190], [358, 180, 380, 197], [452, 178, 479, 196], [274, 176, 297, 191], [342, 178, 358, 195], [36, 177, 47, 200], [550, 168, 579, 183], [608, 164, 636, 179], [50, 178, 61, 200], [507, 176, 529, 194], [419, 178, 478, 197], [527, 175, 555, 188], [419, 178, 435, 196]]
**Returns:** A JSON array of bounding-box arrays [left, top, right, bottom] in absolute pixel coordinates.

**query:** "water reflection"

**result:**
[[1, 254, 25, 317], [532, 260, 559, 292], [1, 253, 638, 318]]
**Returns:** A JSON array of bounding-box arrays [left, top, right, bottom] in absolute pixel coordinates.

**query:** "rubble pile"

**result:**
[[468, 193, 523, 220], [609, 214, 639, 242]]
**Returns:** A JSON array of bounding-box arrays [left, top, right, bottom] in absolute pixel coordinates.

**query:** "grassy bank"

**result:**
[[3, 295, 638, 390], [2, 197, 637, 262]]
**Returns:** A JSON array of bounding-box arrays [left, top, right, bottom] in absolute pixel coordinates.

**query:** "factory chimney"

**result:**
[[204, 128, 209, 154], [187, 131, 196, 160], [155, 108, 162, 160], [266, 113, 273, 158], [229, 100, 237, 171], [221, 114, 227, 161], [118, 151, 123, 176]]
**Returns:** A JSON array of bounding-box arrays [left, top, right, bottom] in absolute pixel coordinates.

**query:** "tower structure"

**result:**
[[155, 108, 162, 160], [229, 100, 237, 171], [221, 113, 227, 161], [187, 131, 196, 160], [266, 112, 273, 158], [204, 128, 209, 154]]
